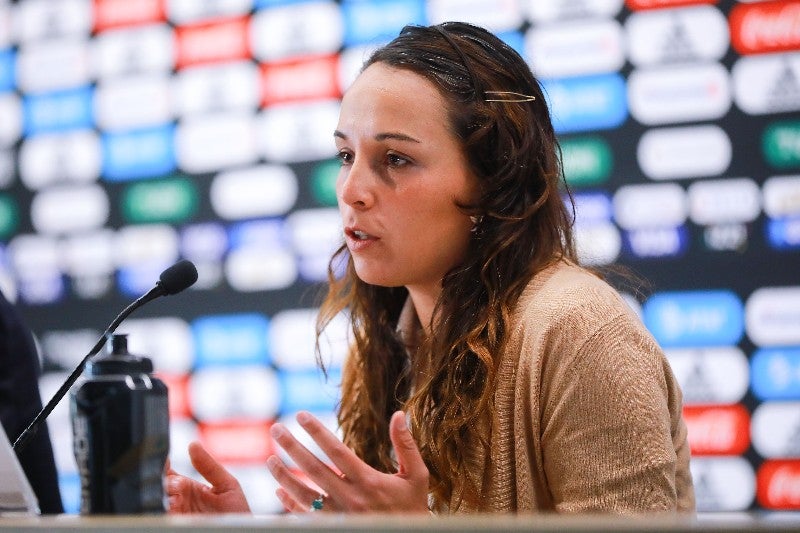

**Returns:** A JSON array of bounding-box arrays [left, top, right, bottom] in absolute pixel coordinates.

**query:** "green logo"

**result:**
[[764, 121, 800, 168], [0, 194, 18, 240], [560, 136, 612, 188], [311, 159, 340, 207], [122, 176, 199, 223]]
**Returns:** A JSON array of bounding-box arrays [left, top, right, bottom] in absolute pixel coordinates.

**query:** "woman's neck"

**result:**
[[406, 284, 440, 335]]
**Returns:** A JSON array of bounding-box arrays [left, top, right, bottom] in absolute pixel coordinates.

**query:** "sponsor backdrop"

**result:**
[[0, 0, 797, 514]]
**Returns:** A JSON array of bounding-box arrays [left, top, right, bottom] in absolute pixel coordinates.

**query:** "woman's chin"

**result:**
[[354, 267, 401, 288]]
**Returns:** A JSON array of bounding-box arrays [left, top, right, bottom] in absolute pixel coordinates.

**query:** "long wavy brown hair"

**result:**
[[316, 22, 578, 511]]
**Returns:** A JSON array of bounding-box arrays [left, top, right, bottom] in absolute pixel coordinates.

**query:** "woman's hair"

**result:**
[[316, 22, 577, 510]]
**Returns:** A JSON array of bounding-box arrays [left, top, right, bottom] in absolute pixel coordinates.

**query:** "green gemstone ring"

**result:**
[[310, 495, 324, 511]]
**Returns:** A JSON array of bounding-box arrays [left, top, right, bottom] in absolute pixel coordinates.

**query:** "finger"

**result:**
[[168, 489, 193, 514], [166, 475, 193, 513], [266, 454, 323, 508], [275, 487, 308, 514], [168, 494, 184, 513], [187, 441, 240, 492], [270, 420, 344, 489], [166, 471, 188, 496], [293, 411, 364, 481], [389, 411, 428, 481]]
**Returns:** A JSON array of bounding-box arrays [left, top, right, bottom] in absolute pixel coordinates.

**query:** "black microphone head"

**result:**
[[157, 259, 198, 295]]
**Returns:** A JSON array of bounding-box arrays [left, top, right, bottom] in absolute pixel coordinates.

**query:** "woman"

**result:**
[[167, 21, 695, 514]]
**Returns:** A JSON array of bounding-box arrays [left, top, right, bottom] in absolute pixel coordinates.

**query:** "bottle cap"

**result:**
[[88, 334, 154, 375]]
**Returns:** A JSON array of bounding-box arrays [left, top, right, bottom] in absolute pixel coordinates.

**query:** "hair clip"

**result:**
[[484, 91, 536, 102]]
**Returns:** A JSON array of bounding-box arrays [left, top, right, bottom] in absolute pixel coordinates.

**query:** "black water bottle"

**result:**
[[70, 333, 170, 514]]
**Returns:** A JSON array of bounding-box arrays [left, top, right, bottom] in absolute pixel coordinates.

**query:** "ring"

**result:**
[[310, 494, 324, 512]]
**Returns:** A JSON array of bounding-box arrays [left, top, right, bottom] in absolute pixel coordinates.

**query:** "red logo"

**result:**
[[758, 460, 800, 509], [261, 55, 341, 106], [683, 404, 750, 456], [155, 372, 191, 419], [176, 17, 251, 69], [625, 0, 717, 11], [731, 1, 800, 55], [94, 0, 165, 31], [199, 422, 274, 463]]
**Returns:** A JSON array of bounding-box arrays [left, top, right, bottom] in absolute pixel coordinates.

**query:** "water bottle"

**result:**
[[70, 333, 170, 514]]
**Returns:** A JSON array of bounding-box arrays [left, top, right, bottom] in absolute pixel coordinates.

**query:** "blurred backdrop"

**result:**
[[0, 0, 798, 514]]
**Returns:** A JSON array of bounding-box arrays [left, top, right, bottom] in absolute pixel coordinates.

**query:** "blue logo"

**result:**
[[181, 222, 229, 260], [18, 275, 65, 305], [279, 367, 341, 412], [498, 31, 525, 59], [767, 218, 800, 250], [193, 314, 271, 368], [542, 73, 627, 134], [751, 348, 800, 401], [298, 253, 333, 282], [23, 86, 94, 135], [572, 191, 612, 224], [623, 226, 688, 259], [643, 290, 744, 347], [228, 219, 287, 249], [0, 49, 14, 92], [102, 124, 176, 181], [342, 0, 426, 46], [58, 472, 81, 514], [118, 263, 174, 297]]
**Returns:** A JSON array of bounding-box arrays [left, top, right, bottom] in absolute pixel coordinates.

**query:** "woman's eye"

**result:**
[[387, 153, 408, 167], [336, 151, 353, 165]]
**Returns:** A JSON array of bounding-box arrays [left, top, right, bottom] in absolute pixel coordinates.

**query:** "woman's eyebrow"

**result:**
[[334, 130, 421, 143]]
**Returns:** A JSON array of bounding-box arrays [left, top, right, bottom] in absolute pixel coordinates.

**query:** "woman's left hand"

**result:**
[[267, 410, 430, 514]]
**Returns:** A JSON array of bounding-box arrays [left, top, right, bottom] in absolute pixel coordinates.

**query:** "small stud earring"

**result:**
[[469, 215, 484, 233]]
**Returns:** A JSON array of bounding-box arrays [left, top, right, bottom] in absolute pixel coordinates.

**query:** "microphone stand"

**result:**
[[12, 285, 163, 454]]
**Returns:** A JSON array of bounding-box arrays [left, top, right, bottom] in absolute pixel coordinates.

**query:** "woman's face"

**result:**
[[335, 62, 477, 293]]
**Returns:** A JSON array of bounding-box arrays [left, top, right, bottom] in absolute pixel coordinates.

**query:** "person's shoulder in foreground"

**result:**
[[502, 259, 695, 513], [0, 290, 64, 514]]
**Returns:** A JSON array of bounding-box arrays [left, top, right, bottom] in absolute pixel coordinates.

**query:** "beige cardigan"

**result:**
[[396, 261, 695, 513]]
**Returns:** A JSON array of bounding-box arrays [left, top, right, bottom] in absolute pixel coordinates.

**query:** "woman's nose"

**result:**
[[337, 160, 374, 209]]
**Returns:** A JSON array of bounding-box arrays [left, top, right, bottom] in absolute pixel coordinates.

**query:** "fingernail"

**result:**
[[270, 424, 284, 439], [397, 411, 407, 430], [267, 456, 279, 470], [296, 411, 310, 424]]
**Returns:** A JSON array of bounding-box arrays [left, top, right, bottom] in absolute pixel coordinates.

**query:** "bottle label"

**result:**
[[72, 413, 91, 514]]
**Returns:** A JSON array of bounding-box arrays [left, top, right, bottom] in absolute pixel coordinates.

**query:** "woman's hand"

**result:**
[[166, 441, 251, 514], [267, 410, 429, 513]]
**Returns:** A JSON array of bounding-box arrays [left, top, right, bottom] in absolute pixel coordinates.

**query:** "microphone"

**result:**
[[12, 259, 198, 454]]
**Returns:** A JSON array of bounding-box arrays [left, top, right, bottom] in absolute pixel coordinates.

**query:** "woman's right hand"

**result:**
[[166, 441, 251, 514]]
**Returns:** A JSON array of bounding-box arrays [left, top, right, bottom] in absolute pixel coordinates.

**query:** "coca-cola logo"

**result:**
[[176, 17, 250, 69], [731, 1, 800, 55], [683, 404, 751, 455], [260, 55, 341, 105], [94, 0, 165, 31], [758, 460, 800, 509], [625, 0, 716, 12]]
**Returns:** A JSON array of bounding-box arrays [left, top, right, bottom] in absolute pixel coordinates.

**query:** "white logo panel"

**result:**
[[638, 125, 731, 180], [628, 63, 731, 125]]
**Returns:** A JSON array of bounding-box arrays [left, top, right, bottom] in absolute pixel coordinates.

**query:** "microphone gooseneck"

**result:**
[[12, 260, 198, 454]]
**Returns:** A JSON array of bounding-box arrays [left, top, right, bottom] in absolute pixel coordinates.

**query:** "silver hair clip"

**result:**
[[484, 91, 536, 102]]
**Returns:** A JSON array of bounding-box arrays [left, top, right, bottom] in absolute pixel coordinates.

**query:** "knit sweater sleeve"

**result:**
[[534, 288, 685, 513]]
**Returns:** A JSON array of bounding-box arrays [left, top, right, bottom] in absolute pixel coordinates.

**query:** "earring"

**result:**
[[470, 215, 483, 233]]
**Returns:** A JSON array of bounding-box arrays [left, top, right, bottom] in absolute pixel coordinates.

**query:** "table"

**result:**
[[1, 512, 799, 532]]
